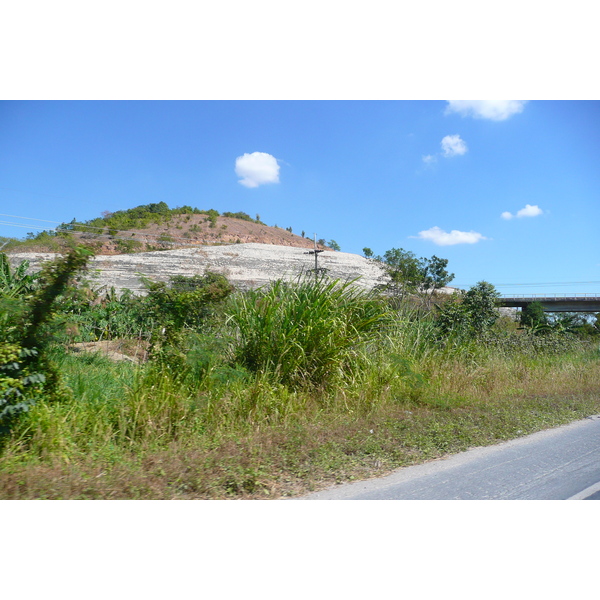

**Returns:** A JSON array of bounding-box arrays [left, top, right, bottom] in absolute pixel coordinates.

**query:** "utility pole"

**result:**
[[303, 234, 325, 281]]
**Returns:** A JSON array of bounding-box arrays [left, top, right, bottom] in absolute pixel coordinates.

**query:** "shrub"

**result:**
[[222, 212, 257, 223], [0, 344, 45, 435], [144, 272, 234, 335], [0, 247, 92, 435], [436, 281, 500, 342]]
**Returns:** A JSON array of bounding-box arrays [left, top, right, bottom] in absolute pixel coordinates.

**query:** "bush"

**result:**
[[0, 247, 92, 435], [436, 281, 500, 342], [222, 211, 258, 223], [0, 344, 45, 435], [144, 272, 234, 336]]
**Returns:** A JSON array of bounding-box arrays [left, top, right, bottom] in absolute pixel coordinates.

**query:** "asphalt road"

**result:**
[[301, 415, 600, 500]]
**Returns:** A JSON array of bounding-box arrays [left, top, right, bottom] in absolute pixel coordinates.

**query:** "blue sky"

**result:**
[[1, 100, 598, 296], [3, 1, 599, 577]]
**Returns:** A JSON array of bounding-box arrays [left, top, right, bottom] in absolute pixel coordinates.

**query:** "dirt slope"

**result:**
[[79, 214, 326, 255]]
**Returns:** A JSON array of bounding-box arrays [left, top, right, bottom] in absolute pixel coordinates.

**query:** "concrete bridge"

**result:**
[[499, 294, 600, 313]]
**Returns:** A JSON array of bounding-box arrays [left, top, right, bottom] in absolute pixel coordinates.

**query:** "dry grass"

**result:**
[[1, 347, 599, 499], [2, 281, 599, 500]]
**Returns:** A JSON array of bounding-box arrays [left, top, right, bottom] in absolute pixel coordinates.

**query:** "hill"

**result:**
[[8, 244, 385, 294], [4, 203, 330, 255]]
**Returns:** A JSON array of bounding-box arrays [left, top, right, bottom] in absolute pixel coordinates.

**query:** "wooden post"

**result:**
[[303, 233, 325, 280]]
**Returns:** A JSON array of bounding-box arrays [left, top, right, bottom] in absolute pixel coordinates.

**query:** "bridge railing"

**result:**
[[500, 293, 600, 299]]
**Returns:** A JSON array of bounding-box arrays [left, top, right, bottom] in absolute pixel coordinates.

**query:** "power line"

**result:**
[[495, 281, 600, 286], [0, 224, 193, 249], [454, 281, 600, 288], [0, 213, 63, 224], [2, 212, 599, 289], [0, 211, 211, 246], [0, 220, 55, 231], [0, 216, 201, 246]]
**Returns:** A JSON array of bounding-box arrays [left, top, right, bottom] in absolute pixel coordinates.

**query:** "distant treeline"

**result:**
[[62, 202, 264, 235]]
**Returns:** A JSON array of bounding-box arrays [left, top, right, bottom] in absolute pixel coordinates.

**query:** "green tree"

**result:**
[[420, 255, 455, 307], [464, 281, 500, 331], [435, 293, 470, 339], [436, 281, 500, 340], [462, 281, 501, 332], [362, 247, 374, 259], [207, 209, 219, 228], [421, 255, 454, 292], [328, 240, 341, 252], [520, 301, 548, 332], [547, 312, 586, 335], [376, 248, 425, 300]]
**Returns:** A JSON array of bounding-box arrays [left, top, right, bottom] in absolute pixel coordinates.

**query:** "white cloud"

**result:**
[[445, 101, 527, 121], [501, 204, 543, 220], [235, 152, 280, 188], [441, 134, 468, 157], [517, 204, 543, 218], [422, 154, 437, 165], [415, 226, 487, 246]]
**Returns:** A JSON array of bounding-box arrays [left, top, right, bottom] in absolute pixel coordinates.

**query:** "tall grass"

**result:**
[[1, 275, 599, 499], [226, 277, 391, 389]]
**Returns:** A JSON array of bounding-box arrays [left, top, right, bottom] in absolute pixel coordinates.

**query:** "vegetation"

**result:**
[[436, 281, 501, 341], [1, 246, 93, 435], [520, 300, 548, 331], [374, 248, 454, 305], [0, 246, 599, 499], [69, 202, 213, 234], [222, 211, 262, 224], [5, 204, 277, 254], [143, 272, 234, 341], [227, 277, 389, 389]]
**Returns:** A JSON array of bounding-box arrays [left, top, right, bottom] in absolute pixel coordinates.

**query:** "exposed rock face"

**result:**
[[8, 244, 386, 295]]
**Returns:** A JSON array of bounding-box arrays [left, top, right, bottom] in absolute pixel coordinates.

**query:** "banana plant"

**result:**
[[0, 253, 39, 300]]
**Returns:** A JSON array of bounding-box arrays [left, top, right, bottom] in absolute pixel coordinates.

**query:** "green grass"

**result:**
[[226, 277, 390, 389], [1, 276, 599, 499], [1, 335, 598, 499]]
